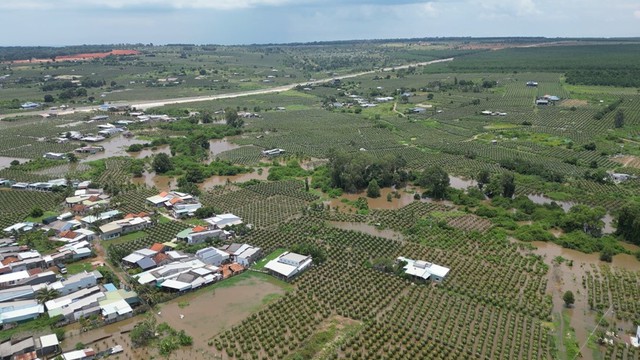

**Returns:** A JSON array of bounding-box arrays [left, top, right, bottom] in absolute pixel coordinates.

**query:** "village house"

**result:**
[[133, 258, 222, 292], [47, 271, 97, 296], [0, 299, 44, 326], [203, 213, 242, 228], [80, 210, 121, 227], [43, 152, 66, 160], [176, 225, 229, 245], [122, 249, 158, 271], [60, 347, 96, 360], [264, 252, 312, 280], [98, 213, 152, 240], [219, 243, 261, 267], [195, 247, 230, 266], [397, 256, 450, 282]]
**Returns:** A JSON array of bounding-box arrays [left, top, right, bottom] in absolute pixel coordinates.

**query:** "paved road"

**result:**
[[0, 57, 453, 119]]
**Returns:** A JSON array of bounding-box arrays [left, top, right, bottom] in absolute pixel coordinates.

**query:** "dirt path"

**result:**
[[0, 58, 454, 119], [392, 102, 406, 118]]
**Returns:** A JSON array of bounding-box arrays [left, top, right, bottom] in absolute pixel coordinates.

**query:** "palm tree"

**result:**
[[35, 288, 60, 304]]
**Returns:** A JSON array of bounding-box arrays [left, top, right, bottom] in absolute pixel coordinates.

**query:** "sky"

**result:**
[[0, 0, 639, 46]]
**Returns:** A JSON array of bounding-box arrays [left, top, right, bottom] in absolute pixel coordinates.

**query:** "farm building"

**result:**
[[195, 247, 230, 266], [264, 252, 312, 280], [219, 243, 262, 266], [203, 213, 242, 228], [176, 226, 229, 245], [43, 152, 66, 160], [397, 256, 450, 282], [261, 148, 285, 156]]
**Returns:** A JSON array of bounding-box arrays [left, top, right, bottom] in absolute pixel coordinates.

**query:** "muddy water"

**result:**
[[156, 275, 286, 349], [326, 187, 417, 210], [329, 221, 405, 242], [527, 194, 616, 234], [449, 175, 477, 190], [198, 168, 269, 189], [80, 136, 149, 162], [301, 157, 329, 171], [209, 138, 242, 157], [131, 171, 175, 191], [528, 240, 640, 359], [128, 144, 171, 159], [0, 156, 30, 169]]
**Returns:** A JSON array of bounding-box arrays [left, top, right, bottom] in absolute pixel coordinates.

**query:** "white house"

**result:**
[[99, 215, 151, 240], [397, 257, 450, 282], [261, 148, 285, 156], [196, 247, 229, 266], [632, 326, 640, 348], [43, 152, 66, 160], [264, 252, 312, 280], [48, 271, 97, 296], [204, 214, 242, 228]]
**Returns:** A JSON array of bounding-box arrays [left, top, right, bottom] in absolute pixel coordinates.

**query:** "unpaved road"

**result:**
[[0, 58, 453, 119]]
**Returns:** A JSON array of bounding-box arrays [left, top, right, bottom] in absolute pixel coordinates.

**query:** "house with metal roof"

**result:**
[[397, 256, 450, 282], [203, 213, 242, 228], [264, 252, 312, 280], [195, 247, 229, 266]]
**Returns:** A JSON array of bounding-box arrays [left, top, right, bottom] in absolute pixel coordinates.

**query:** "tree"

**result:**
[[561, 204, 606, 237], [29, 207, 44, 218], [563, 290, 575, 307], [152, 153, 173, 174], [366, 179, 381, 198], [66, 152, 78, 163], [44, 94, 54, 103], [614, 110, 624, 128], [130, 315, 157, 347], [10, 160, 19, 166], [418, 166, 450, 200], [225, 108, 244, 128], [615, 204, 640, 245], [35, 288, 60, 304], [476, 170, 491, 189], [501, 173, 516, 198]]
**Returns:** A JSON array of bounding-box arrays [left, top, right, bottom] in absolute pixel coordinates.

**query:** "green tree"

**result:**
[[561, 205, 606, 237], [563, 290, 575, 307], [29, 207, 44, 218], [225, 108, 243, 128], [130, 315, 157, 347], [44, 94, 54, 103], [614, 110, 624, 128], [10, 160, 19, 166], [418, 166, 450, 199], [476, 169, 491, 189], [615, 204, 640, 245], [501, 173, 516, 198], [35, 288, 60, 304], [366, 179, 381, 198], [66, 152, 78, 163], [152, 153, 173, 174]]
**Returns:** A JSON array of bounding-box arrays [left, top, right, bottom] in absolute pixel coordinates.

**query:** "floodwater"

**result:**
[[325, 187, 418, 210], [81, 136, 149, 162], [131, 171, 175, 191], [156, 275, 286, 349], [526, 240, 640, 359], [209, 138, 242, 157], [61, 274, 285, 359], [449, 175, 477, 190], [527, 194, 616, 234], [328, 221, 405, 242], [198, 168, 269, 189], [300, 158, 329, 171], [0, 156, 30, 169], [128, 144, 171, 159]]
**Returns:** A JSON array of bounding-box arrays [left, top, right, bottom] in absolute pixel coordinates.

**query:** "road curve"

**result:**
[[0, 58, 453, 119]]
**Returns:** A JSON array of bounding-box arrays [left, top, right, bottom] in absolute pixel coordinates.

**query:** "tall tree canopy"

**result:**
[[327, 150, 407, 193], [417, 166, 450, 200]]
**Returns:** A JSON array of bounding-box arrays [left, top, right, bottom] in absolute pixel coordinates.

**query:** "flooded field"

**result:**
[[199, 168, 269, 189], [80, 136, 148, 162], [0, 156, 30, 169], [328, 221, 405, 242], [61, 273, 286, 359], [325, 187, 418, 210], [209, 138, 242, 157], [449, 175, 477, 190], [128, 144, 171, 159], [131, 171, 175, 190]]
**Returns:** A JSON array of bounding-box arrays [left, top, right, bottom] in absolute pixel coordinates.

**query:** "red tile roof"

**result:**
[[159, 191, 169, 198], [28, 268, 43, 276], [192, 225, 207, 233], [169, 197, 182, 205], [71, 204, 87, 212], [1, 257, 18, 266], [149, 243, 165, 252], [153, 253, 169, 264]]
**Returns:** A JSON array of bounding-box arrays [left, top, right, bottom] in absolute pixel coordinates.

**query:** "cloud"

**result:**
[[635, 10, 640, 19]]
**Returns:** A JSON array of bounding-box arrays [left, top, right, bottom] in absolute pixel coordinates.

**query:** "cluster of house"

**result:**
[[126, 241, 257, 292], [396, 257, 450, 283], [0, 178, 71, 192], [535, 95, 561, 106], [146, 191, 202, 219], [0, 333, 60, 360]]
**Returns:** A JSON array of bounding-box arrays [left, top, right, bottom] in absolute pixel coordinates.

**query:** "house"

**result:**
[[61, 348, 96, 360], [0, 285, 35, 302], [176, 226, 228, 245], [122, 249, 158, 270], [98, 289, 138, 322], [90, 115, 109, 121], [0, 336, 36, 360], [80, 136, 106, 143], [146, 191, 195, 208], [48, 271, 97, 296], [219, 243, 261, 266], [631, 325, 639, 348], [80, 210, 121, 226], [196, 247, 229, 266], [74, 146, 104, 154], [3, 222, 37, 233], [610, 173, 632, 183], [204, 214, 242, 229], [35, 334, 60, 358], [134, 259, 221, 291], [46, 220, 81, 235], [261, 148, 285, 156], [45, 286, 103, 320], [172, 203, 202, 219], [526, 81, 538, 87], [20, 102, 40, 109], [43, 152, 66, 160], [264, 252, 312, 280], [98, 215, 152, 240], [535, 99, 549, 106], [410, 107, 427, 114], [397, 256, 450, 282]]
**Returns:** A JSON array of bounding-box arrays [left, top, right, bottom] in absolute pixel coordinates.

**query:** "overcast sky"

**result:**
[[1, 0, 639, 46]]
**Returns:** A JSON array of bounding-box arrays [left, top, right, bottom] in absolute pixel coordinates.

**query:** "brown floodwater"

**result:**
[[328, 221, 405, 242], [0, 156, 30, 170], [325, 187, 418, 210], [209, 138, 242, 157], [81, 136, 149, 162], [128, 144, 171, 159], [527, 194, 616, 234], [448, 175, 477, 190], [131, 171, 175, 191], [61, 275, 285, 359], [198, 168, 269, 189]]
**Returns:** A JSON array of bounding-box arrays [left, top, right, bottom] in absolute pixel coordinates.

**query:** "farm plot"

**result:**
[[111, 188, 157, 214], [0, 189, 62, 230], [583, 265, 640, 322]]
